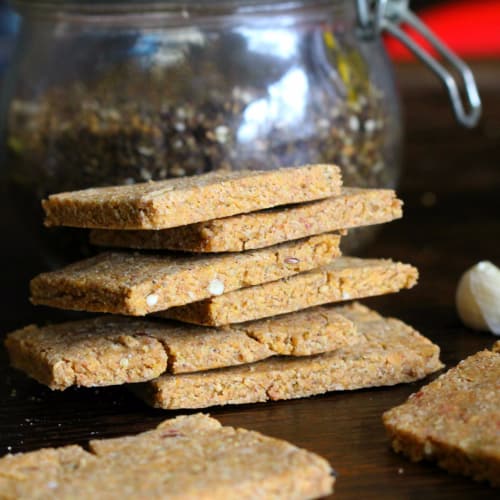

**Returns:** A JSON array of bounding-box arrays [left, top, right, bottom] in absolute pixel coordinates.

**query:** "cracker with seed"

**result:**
[[6, 308, 356, 390], [160, 256, 418, 326], [42, 164, 341, 230], [30, 234, 340, 316], [90, 187, 402, 252], [383, 345, 500, 487], [0, 414, 334, 499], [136, 303, 442, 410]]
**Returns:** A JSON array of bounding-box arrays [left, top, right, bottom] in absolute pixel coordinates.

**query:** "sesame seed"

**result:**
[[146, 294, 159, 307], [120, 358, 129, 368], [137, 146, 154, 156], [140, 168, 152, 181], [317, 118, 330, 129], [214, 125, 229, 144], [348, 116, 360, 132], [208, 279, 225, 296], [284, 257, 300, 264], [364, 119, 377, 133], [342, 291, 351, 300], [424, 441, 434, 456], [171, 166, 186, 177]]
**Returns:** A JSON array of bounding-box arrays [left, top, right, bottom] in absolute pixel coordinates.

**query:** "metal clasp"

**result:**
[[356, 0, 482, 128]]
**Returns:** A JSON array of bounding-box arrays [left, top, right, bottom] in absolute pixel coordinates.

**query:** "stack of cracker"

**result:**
[[6, 165, 443, 409]]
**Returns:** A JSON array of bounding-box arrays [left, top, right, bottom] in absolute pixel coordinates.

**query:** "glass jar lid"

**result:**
[[10, 0, 335, 15]]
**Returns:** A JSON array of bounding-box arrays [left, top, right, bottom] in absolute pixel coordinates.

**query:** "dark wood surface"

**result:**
[[0, 62, 499, 498]]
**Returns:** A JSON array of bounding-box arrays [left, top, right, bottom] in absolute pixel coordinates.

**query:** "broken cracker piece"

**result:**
[[383, 345, 500, 487], [137, 303, 442, 409], [6, 307, 356, 390], [0, 414, 334, 499]]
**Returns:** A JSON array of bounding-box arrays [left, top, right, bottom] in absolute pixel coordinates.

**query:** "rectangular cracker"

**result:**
[[30, 234, 340, 316], [42, 164, 341, 230], [160, 256, 418, 326], [0, 414, 334, 499], [90, 187, 402, 252], [383, 346, 500, 487], [136, 303, 443, 409], [5, 308, 356, 390]]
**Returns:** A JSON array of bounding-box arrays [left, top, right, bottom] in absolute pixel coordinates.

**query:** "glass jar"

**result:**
[[0, 0, 478, 263]]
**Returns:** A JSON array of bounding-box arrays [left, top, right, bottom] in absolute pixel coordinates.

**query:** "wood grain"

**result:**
[[0, 61, 499, 498]]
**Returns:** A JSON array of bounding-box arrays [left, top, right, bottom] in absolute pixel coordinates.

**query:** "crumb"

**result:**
[[420, 191, 437, 207]]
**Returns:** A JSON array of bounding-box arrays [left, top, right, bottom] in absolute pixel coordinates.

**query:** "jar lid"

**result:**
[[11, 0, 333, 15]]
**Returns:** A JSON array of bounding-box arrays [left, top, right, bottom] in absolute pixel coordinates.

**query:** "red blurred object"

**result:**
[[385, 0, 500, 61]]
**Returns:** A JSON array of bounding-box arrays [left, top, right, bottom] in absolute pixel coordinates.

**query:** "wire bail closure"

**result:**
[[356, 0, 482, 128]]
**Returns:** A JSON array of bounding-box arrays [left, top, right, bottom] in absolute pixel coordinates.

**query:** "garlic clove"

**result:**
[[456, 261, 500, 335]]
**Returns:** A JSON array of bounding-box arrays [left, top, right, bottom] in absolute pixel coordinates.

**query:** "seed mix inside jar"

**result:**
[[7, 28, 394, 196]]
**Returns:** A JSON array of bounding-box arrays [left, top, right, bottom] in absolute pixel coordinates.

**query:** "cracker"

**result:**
[[42, 165, 341, 230], [383, 345, 500, 486], [161, 257, 418, 326], [5, 317, 167, 390], [137, 303, 442, 410], [90, 187, 402, 252], [0, 414, 334, 499], [30, 234, 340, 316], [6, 308, 356, 390]]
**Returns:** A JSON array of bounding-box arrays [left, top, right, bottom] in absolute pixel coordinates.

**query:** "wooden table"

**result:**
[[0, 62, 499, 498]]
